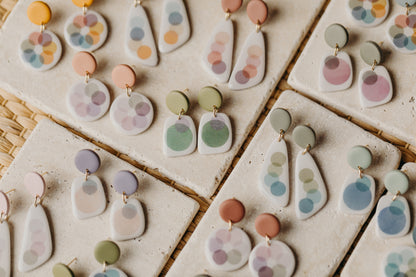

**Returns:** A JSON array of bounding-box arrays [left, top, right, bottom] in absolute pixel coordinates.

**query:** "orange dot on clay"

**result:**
[[72, 0, 94, 8], [247, 0, 268, 25], [255, 213, 280, 238], [221, 0, 243, 13], [112, 64, 136, 89], [72, 51, 97, 76], [219, 198, 245, 224], [137, 45, 152, 60], [164, 30, 179, 45], [27, 1, 51, 26]]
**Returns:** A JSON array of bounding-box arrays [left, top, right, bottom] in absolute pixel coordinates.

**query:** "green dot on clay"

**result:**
[[299, 168, 314, 183], [347, 145, 372, 170], [166, 90, 189, 115], [269, 108, 291, 134], [198, 86, 223, 112], [52, 263, 74, 277], [384, 170, 409, 195], [293, 125, 316, 149], [271, 152, 286, 166], [360, 41, 382, 66], [94, 240, 120, 265], [324, 23, 349, 48]]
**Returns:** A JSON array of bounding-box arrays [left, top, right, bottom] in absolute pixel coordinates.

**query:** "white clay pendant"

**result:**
[[198, 113, 232, 155], [376, 195, 410, 238], [340, 173, 375, 215], [158, 0, 190, 53], [163, 115, 196, 157], [383, 246, 416, 277], [386, 12, 416, 54], [358, 65, 392, 108], [319, 51, 353, 92], [110, 198, 145, 241], [0, 222, 10, 277], [202, 19, 234, 83], [71, 175, 106, 220], [90, 268, 127, 277], [346, 0, 389, 27], [126, 3, 158, 66]]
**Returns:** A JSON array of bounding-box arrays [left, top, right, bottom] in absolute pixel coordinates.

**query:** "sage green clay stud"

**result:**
[[52, 258, 77, 277], [347, 145, 372, 170], [384, 170, 409, 195], [360, 41, 382, 66], [166, 90, 190, 115], [324, 23, 349, 48], [269, 108, 291, 134], [94, 240, 120, 265], [198, 86, 223, 112], [293, 125, 316, 149]]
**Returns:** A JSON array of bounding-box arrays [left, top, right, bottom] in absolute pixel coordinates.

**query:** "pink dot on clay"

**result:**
[[221, 0, 243, 13], [24, 172, 45, 198], [112, 64, 136, 89], [247, 0, 268, 25], [72, 51, 97, 76]]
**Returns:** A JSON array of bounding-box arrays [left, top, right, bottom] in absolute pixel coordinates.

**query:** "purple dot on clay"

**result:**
[[75, 149, 101, 174], [113, 170, 138, 196], [235, 70, 249, 84], [92, 91, 106, 105], [87, 103, 100, 117], [209, 119, 226, 131], [213, 250, 227, 265], [121, 116, 135, 131], [363, 71, 378, 85], [75, 103, 88, 117], [135, 102, 151, 116], [258, 266, 273, 277], [133, 115, 148, 129], [40, 32, 52, 46], [212, 61, 226, 74], [209, 237, 223, 252], [174, 123, 189, 133], [324, 56, 340, 70], [253, 257, 267, 271], [85, 14, 98, 27]]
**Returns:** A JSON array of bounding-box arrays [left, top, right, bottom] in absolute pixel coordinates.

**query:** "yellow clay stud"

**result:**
[[27, 1, 51, 25], [72, 0, 94, 8]]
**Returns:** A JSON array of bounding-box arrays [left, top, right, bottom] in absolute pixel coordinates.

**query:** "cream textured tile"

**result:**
[[167, 90, 401, 277], [341, 162, 416, 277], [1, 119, 199, 276], [0, 0, 325, 197], [289, 0, 416, 147]]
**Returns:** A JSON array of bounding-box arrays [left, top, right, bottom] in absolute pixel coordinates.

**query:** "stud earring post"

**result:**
[[67, 257, 77, 267]]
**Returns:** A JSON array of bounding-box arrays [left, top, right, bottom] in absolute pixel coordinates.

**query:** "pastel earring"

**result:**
[[339, 146, 375, 215], [158, 0, 191, 53], [0, 189, 15, 277], [202, 0, 243, 83], [109, 64, 154, 135], [319, 24, 353, 92], [125, 0, 158, 66], [64, 0, 108, 51], [197, 86, 232, 155], [259, 108, 291, 207], [358, 41, 393, 108], [19, 1, 62, 71], [52, 258, 77, 277], [293, 125, 327, 220], [90, 240, 127, 276], [110, 170, 145, 241], [383, 246, 416, 277], [164, 90, 197, 157], [19, 172, 52, 272], [249, 213, 296, 277], [346, 0, 389, 27], [386, 0, 416, 54], [71, 149, 106, 220], [229, 0, 268, 90], [375, 170, 410, 238], [205, 199, 251, 271], [67, 52, 110, 121]]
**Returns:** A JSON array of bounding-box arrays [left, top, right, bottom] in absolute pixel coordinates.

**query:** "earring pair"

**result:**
[[202, 0, 268, 90], [163, 86, 232, 157]]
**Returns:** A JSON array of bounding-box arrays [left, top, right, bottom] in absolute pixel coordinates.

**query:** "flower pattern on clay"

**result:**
[[388, 14, 416, 51], [66, 13, 105, 49], [20, 31, 58, 69], [349, 0, 387, 24]]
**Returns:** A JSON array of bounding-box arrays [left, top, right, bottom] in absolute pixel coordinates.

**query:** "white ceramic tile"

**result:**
[[1, 119, 199, 276], [0, 0, 325, 197], [167, 90, 401, 276], [289, 0, 416, 147]]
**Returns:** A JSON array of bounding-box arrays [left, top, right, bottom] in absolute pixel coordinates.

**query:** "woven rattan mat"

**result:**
[[1, 0, 415, 275]]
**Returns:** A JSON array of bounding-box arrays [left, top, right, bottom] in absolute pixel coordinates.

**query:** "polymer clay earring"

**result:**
[[71, 149, 106, 219], [347, 0, 389, 27], [249, 213, 296, 277], [64, 0, 108, 51], [383, 246, 416, 277], [319, 24, 353, 92], [90, 240, 127, 276], [198, 86, 232, 155], [0, 189, 15, 277], [19, 1, 62, 71], [205, 199, 251, 271], [126, 0, 158, 66], [109, 64, 154, 135], [358, 41, 393, 108], [110, 170, 145, 241], [19, 172, 52, 272], [67, 52, 110, 121], [376, 170, 410, 238], [340, 146, 376, 215], [259, 108, 291, 207], [52, 258, 77, 277], [386, 0, 416, 54], [202, 0, 242, 83], [158, 0, 190, 53], [164, 90, 197, 157], [293, 125, 327, 220], [229, 0, 267, 90]]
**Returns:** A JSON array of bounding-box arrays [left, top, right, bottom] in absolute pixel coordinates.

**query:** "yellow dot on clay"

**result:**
[[27, 1, 51, 25], [137, 46, 152, 60], [72, 0, 94, 8], [164, 31, 178, 45]]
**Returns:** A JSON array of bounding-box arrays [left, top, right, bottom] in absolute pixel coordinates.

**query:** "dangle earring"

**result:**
[[259, 108, 291, 207], [249, 213, 296, 277], [0, 189, 15, 277], [358, 41, 393, 108], [293, 125, 327, 220], [319, 24, 353, 92], [229, 0, 268, 90], [202, 0, 242, 83], [64, 0, 108, 51], [383, 246, 416, 277], [340, 146, 375, 214], [71, 149, 106, 220], [109, 64, 154, 135], [19, 172, 52, 272], [205, 199, 251, 271], [67, 52, 110, 121], [376, 170, 411, 238], [52, 258, 77, 277], [164, 90, 197, 157], [347, 0, 389, 27], [197, 86, 232, 155], [158, 0, 191, 53], [386, 0, 416, 54], [126, 0, 158, 66], [19, 1, 62, 71], [110, 170, 145, 241], [89, 240, 127, 277]]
